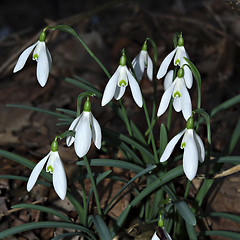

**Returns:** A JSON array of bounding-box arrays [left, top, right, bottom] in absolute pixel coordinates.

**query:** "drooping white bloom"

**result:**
[[13, 31, 52, 87], [157, 35, 193, 86], [132, 41, 153, 81], [27, 141, 67, 200], [101, 52, 143, 107], [157, 68, 192, 120], [160, 117, 205, 181], [66, 110, 102, 158], [151, 228, 172, 240]]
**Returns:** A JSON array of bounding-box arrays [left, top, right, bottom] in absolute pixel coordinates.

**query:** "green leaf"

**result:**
[[77, 159, 144, 173], [211, 94, 240, 117], [91, 215, 112, 240], [199, 230, 240, 240], [174, 200, 196, 226], [0, 150, 51, 181], [51, 232, 90, 240], [173, 32, 181, 48], [201, 212, 240, 223], [12, 204, 72, 223], [56, 108, 77, 117], [228, 120, 240, 154], [65, 77, 102, 98], [6, 104, 66, 119], [0, 221, 96, 240], [217, 156, 240, 165], [159, 124, 168, 157], [185, 222, 197, 240]]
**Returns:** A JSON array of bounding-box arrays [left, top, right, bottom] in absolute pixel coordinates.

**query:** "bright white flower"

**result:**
[[101, 52, 143, 107], [157, 35, 193, 87], [27, 141, 67, 200], [13, 31, 52, 87], [151, 228, 172, 240], [132, 41, 153, 81], [66, 109, 102, 158], [160, 117, 205, 181], [157, 68, 192, 120]]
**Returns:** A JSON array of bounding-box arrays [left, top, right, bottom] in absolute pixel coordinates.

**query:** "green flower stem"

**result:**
[[83, 156, 101, 216], [167, 98, 173, 131], [78, 165, 88, 227], [143, 99, 158, 163], [119, 100, 133, 137], [183, 180, 191, 200]]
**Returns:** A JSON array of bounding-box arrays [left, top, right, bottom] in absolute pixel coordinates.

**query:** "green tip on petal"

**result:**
[[174, 59, 180, 66], [39, 31, 46, 42], [118, 79, 127, 86], [186, 116, 194, 129], [47, 165, 54, 173], [142, 41, 147, 51], [173, 90, 181, 98], [83, 98, 91, 112], [120, 50, 126, 66], [178, 35, 184, 46], [177, 68, 184, 78], [181, 142, 186, 149], [33, 54, 39, 61], [51, 140, 58, 152]]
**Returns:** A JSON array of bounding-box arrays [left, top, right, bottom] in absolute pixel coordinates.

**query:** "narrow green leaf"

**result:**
[[201, 212, 240, 223], [6, 104, 66, 119], [51, 232, 90, 240], [12, 204, 72, 223], [0, 221, 96, 240], [217, 156, 240, 165], [56, 108, 77, 117], [77, 159, 144, 173], [228, 120, 240, 154], [0, 150, 51, 181], [173, 32, 181, 48], [185, 222, 197, 240], [91, 215, 112, 240], [199, 230, 240, 240], [211, 94, 240, 117], [65, 77, 102, 98], [174, 200, 196, 226], [159, 124, 168, 157]]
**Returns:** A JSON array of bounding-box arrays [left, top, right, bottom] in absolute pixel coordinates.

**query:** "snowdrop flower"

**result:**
[[160, 116, 205, 181], [66, 99, 102, 158], [101, 50, 143, 107], [157, 34, 193, 87], [157, 68, 192, 120], [27, 139, 67, 200], [151, 228, 172, 240], [13, 31, 52, 87], [132, 41, 153, 81]]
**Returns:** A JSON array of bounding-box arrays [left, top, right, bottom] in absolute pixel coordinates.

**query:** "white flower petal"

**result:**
[[157, 82, 175, 117], [74, 112, 92, 158], [66, 114, 82, 147], [46, 47, 52, 71], [163, 70, 174, 90], [194, 131, 205, 163], [101, 66, 120, 106], [27, 152, 50, 191], [151, 231, 160, 240], [157, 48, 177, 79], [174, 46, 185, 66], [53, 152, 67, 200], [91, 113, 102, 149], [13, 42, 38, 73], [126, 67, 143, 107], [160, 129, 185, 162], [183, 64, 193, 89], [183, 129, 199, 181], [114, 85, 126, 100], [132, 51, 145, 81], [173, 97, 182, 112], [163, 227, 172, 240], [36, 42, 50, 87], [146, 54, 153, 81], [181, 83, 192, 120]]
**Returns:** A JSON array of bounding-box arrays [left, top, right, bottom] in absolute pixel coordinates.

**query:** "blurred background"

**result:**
[[0, 0, 239, 239]]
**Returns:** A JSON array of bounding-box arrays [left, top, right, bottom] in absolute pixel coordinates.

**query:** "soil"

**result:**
[[0, 0, 239, 239]]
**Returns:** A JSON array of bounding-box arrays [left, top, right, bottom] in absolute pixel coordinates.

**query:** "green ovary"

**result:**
[[118, 79, 127, 86], [33, 54, 39, 61], [47, 165, 54, 173], [174, 90, 181, 98]]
